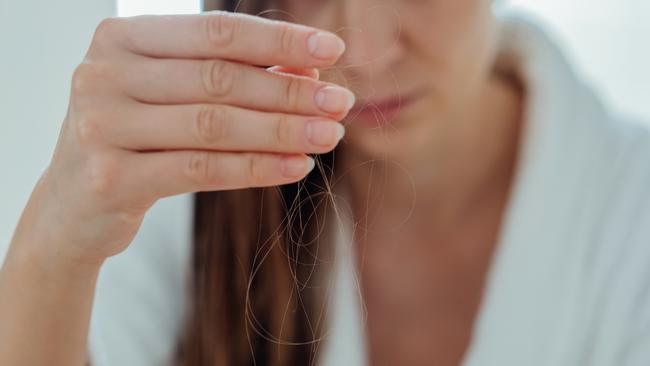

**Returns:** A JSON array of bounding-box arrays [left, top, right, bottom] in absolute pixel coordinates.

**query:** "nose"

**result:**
[[336, 1, 404, 77]]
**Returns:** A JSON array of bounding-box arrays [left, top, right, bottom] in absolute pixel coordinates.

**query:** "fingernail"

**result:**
[[283, 156, 315, 178], [306, 120, 345, 146], [307, 32, 346, 60], [315, 86, 356, 114], [306, 157, 316, 172]]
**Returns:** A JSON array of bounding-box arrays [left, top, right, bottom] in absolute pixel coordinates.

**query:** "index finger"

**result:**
[[112, 11, 346, 68]]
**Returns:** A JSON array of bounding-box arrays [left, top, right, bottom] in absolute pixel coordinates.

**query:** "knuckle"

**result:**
[[246, 154, 265, 186], [86, 155, 121, 199], [201, 60, 236, 98], [71, 63, 98, 95], [273, 114, 292, 147], [71, 62, 113, 96], [277, 23, 295, 57], [283, 76, 303, 110], [205, 11, 239, 48], [195, 105, 229, 146], [92, 17, 121, 46], [186, 151, 218, 186], [74, 112, 104, 146]]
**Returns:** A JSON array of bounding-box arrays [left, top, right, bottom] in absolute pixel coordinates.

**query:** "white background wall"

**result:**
[[1, 0, 649, 261], [509, 0, 650, 121], [117, 0, 198, 16]]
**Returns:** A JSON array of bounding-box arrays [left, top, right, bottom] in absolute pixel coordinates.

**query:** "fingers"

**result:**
[[120, 57, 354, 117], [108, 11, 345, 68], [109, 103, 345, 154], [130, 150, 315, 199]]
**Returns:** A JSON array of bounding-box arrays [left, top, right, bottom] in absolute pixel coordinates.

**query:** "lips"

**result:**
[[348, 91, 423, 126]]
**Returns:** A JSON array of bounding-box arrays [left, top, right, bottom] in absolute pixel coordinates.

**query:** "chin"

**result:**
[[342, 105, 439, 164]]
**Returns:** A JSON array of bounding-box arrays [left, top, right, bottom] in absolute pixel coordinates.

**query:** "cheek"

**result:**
[[405, 0, 495, 98]]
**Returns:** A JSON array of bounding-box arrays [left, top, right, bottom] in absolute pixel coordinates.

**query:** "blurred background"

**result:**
[[1, 0, 649, 260]]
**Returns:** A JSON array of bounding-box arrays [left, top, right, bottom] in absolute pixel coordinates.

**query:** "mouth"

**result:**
[[347, 90, 426, 127]]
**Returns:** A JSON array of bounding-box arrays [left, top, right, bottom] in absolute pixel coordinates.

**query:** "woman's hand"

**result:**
[[0, 12, 352, 366], [20, 11, 353, 265]]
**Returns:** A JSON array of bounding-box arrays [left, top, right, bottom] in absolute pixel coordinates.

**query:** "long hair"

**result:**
[[174, 1, 342, 365]]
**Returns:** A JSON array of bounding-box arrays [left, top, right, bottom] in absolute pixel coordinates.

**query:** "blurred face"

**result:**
[[279, 0, 498, 162]]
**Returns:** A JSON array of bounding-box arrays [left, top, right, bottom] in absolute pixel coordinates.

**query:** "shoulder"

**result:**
[[89, 193, 194, 366]]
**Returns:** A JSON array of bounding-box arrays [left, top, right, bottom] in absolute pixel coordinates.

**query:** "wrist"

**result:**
[[6, 229, 105, 282], [6, 174, 106, 278]]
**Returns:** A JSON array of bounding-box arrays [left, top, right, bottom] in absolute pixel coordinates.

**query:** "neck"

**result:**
[[340, 69, 524, 230]]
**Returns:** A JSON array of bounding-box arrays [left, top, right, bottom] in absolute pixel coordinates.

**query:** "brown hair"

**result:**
[[174, 2, 341, 365]]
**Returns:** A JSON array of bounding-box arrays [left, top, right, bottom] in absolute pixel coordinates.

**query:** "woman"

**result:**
[[2, 0, 650, 365]]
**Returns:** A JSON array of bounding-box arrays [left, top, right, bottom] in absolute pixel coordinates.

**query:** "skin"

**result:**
[[284, 0, 524, 365], [0, 0, 524, 365], [0, 12, 353, 365]]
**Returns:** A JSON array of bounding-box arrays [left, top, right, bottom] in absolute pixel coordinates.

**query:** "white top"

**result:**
[[89, 10, 650, 366]]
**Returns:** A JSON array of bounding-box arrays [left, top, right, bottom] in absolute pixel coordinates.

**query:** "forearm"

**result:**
[[0, 232, 103, 366]]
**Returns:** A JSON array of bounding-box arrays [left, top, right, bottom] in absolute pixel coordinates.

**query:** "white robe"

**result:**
[[89, 10, 650, 366]]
